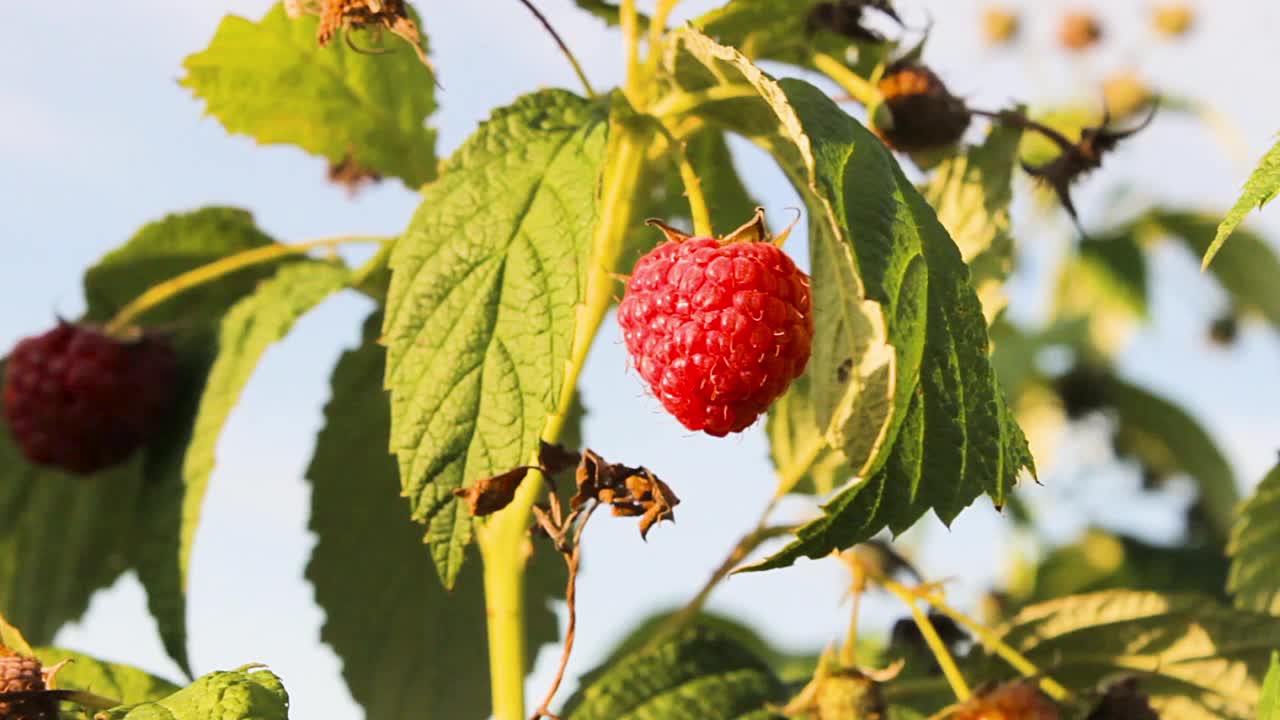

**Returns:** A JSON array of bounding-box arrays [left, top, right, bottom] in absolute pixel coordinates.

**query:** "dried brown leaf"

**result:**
[[453, 466, 533, 517], [539, 441, 581, 477]]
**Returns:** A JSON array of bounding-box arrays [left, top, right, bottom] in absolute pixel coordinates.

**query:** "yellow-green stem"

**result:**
[[646, 0, 680, 77], [812, 52, 882, 107], [650, 85, 763, 120], [103, 235, 386, 335], [882, 580, 972, 703], [676, 142, 713, 236], [477, 122, 650, 720], [621, 0, 641, 100], [908, 585, 1071, 702]]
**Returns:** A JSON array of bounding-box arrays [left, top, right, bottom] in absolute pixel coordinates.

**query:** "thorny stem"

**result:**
[[650, 117, 714, 237], [969, 107, 1077, 152], [812, 52, 882, 107], [478, 117, 651, 719], [880, 579, 973, 703], [904, 584, 1071, 702], [103, 235, 388, 335], [646, 0, 681, 76], [514, 0, 597, 99]]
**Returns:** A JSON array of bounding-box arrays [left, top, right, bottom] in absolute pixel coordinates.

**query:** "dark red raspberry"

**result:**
[[617, 221, 813, 437], [3, 322, 177, 474], [874, 63, 972, 153]]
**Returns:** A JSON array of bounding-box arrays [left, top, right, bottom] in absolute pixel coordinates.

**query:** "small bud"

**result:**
[[981, 6, 1020, 46], [1059, 11, 1103, 52]]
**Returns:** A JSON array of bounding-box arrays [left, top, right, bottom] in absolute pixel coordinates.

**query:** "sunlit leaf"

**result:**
[[1228, 463, 1280, 615]]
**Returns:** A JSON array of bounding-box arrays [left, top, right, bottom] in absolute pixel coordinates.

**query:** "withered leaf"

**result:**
[[568, 449, 680, 540], [539, 441, 581, 477], [453, 466, 533, 517]]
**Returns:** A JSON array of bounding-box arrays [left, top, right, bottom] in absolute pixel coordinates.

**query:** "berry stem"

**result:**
[[103, 235, 388, 335], [899, 582, 1072, 702], [650, 85, 765, 119], [478, 119, 652, 720], [515, 0, 597, 99], [677, 144, 713, 236], [812, 52, 882, 108], [880, 578, 973, 703]]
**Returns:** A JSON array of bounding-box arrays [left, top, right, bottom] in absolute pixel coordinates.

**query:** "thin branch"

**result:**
[[104, 235, 387, 335], [530, 502, 600, 720], [515, 0, 596, 99], [881, 579, 972, 703]]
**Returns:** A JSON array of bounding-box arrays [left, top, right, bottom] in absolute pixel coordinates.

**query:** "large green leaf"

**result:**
[[694, 0, 886, 73], [766, 372, 852, 497], [95, 666, 288, 720], [562, 626, 787, 720], [1106, 375, 1238, 544], [0, 208, 292, 674], [989, 591, 1280, 720], [1262, 652, 1280, 720], [306, 313, 563, 719], [1142, 211, 1280, 328], [1016, 528, 1228, 604], [36, 647, 180, 705], [1228, 464, 1280, 615], [382, 89, 606, 586], [134, 261, 347, 672], [923, 122, 1023, 322], [659, 29, 1032, 569], [1205, 136, 1280, 267], [182, 3, 438, 188]]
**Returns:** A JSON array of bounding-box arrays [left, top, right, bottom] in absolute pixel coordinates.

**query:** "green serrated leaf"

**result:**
[[1015, 528, 1228, 604], [694, 0, 886, 74], [923, 122, 1023, 323], [37, 647, 180, 705], [1205, 136, 1280, 267], [0, 611, 35, 655], [382, 89, 607, 587], [133, 261, 347, 671], [1106, 375, 1238, 544], [182, 3, 438, 188], [987, 591, 1280, 720], [95, 666, 289, 720], [563, 626, 787, 720], [305, 313, 564, 719], [659, 30, 1032, 569], [0, 208, 292, 674], [1262, 652, 1280, 720], [1143, 210, 1280, 328], [767, 372, 853, 497], [1228, 464, 1280, 615], [661, 27, 896, 485]]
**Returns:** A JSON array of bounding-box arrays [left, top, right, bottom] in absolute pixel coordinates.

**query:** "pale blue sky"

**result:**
[[3, 1, 1279, 718]]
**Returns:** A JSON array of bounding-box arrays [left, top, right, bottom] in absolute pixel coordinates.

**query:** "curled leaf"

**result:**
[[570, 450, 680, 539], [453, 466, 533, 517]]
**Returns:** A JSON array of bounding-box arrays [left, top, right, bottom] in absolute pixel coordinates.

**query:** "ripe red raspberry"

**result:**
[[617, 217, 813, 437], [3, 322, 177, 475]]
